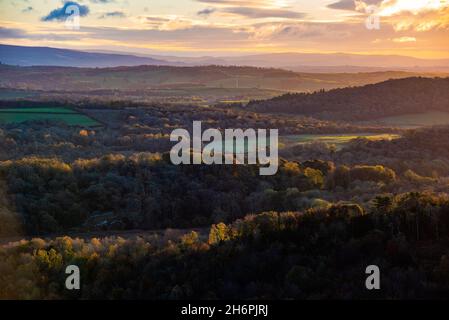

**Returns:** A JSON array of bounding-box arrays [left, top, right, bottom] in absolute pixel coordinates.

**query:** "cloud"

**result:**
[[327, 0, 356, 10], [90, 0, 115, 3], [393, 36, 417, 43], [0, 26, 78, 42], [22, 6, 33, 13], [247, 21, 349, 41], [145, 17, 171, 23], [223, 7, 306, 19], [0, 27, 27, 39], [42, 1, 89, 22], [327, 0, 449, 34], [99, 11, 126, 19], [379, 0, 449, 16], [330, 0, 449, 16], [78, 25, 251, 46], [197, 8, 216, 16], [384, 5, 449, 32], [197, 0, 270, 4], [327, 0, 382, 11], [194, 0, 305, 19], [135, 15, 203, 31]]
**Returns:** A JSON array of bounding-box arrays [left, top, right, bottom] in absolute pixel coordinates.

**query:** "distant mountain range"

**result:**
[[222, 52, 449, 72], [0, 44, 177, 68], [1, 44, 449, 72]]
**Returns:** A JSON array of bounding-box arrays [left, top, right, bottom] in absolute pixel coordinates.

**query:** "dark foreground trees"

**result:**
[[2, 192, 449, 299]]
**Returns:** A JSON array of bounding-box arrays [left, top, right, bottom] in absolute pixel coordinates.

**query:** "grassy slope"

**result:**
[[280, 133, 400, 149]]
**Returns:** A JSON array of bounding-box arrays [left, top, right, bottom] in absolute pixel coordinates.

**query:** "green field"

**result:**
[[203, 133, 400, 154], [281, 133, 400, 149], [0, 107, 77, 114], [0, 107, 100, 126]]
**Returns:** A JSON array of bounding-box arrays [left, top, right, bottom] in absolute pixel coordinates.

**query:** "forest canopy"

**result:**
[[248, 77, 449, 121]]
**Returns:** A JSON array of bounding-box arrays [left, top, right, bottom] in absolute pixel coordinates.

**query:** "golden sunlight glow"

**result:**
[[393, 37, 417, 43], [272, 0, 289, 8], [0, 0, 448, 58], [380, 0, 449, 16]]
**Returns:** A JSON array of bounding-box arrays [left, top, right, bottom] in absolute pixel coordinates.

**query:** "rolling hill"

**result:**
[[0, 64, 443, 93], [247, 77, 449, 121]]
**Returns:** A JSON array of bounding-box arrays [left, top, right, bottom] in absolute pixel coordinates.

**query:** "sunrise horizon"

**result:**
[[1, 0, 449, 60]]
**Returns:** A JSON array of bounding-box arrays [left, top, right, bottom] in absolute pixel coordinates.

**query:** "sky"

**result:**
[[0, 0, 449, 58]]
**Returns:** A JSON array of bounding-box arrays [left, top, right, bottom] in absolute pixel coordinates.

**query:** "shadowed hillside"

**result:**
[[248, 77, 449, 121]]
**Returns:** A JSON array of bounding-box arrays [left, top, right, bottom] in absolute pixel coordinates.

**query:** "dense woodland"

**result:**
[[248, 77, 449, 121], [2, 195, 449, 299], [2, 125, 449, 237]]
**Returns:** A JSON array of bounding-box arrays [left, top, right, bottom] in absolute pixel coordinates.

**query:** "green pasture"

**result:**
[[0, 107, 100, 126], [281, 133, 400, 149]]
